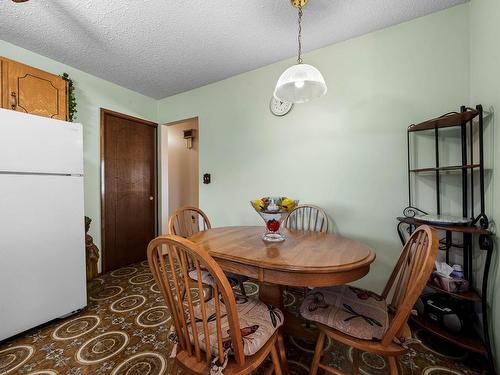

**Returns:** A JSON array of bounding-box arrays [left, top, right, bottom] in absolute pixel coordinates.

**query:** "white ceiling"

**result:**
[[0, 0, 466, 99]]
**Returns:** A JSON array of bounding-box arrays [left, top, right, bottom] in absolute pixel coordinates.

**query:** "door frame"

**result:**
[[100, 108, 158, 273], [159, 116, 200, 233]]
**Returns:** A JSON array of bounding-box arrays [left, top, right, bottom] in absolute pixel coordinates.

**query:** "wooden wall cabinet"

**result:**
[[0, 57, 68, 121]]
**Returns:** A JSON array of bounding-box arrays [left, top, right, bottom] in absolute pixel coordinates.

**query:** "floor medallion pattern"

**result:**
[[111, 352, 166, 375], [76, 332, 128, 364], [110, 267, 138, 278], [52, 317, 100, 341], [110, 296, 146, 313], [0, 346, 34, 374], [136, 307, 170, 328], [0, 261, 489, 374]]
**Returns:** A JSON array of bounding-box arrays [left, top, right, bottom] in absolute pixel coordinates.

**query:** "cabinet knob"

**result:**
[[149, 196, 154, 201], [10, 91, 17, 110]]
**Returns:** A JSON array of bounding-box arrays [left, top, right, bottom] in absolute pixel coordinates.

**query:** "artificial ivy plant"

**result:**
[[61, 73, 77, 122]]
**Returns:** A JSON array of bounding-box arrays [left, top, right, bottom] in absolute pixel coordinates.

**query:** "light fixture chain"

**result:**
[[297, 5, 303, 64]]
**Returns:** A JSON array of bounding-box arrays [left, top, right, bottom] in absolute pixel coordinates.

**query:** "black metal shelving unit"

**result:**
[[396, 105, 495, 373]]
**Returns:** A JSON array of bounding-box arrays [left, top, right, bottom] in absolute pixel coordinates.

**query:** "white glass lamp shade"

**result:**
[[274, 63, 327, 103]]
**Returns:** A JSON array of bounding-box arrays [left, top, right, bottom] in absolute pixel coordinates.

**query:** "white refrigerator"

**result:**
[[0, 109, 87, 341]]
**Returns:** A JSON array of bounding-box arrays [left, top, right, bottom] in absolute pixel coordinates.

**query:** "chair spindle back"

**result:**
[[147, 235, 245, 367], [381, 225, 438, 346], [168, 207, 211, 238], [284, 205, 329, 233]]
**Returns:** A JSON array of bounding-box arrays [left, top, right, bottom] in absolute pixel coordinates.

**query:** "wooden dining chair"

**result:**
[[283, 204, 329, 233], [168, 206, 248, 296], [301, 225, 438, 375], [283, 204, 329, 297], [147, 235, 287, 375], [168, 206, 211, 239]]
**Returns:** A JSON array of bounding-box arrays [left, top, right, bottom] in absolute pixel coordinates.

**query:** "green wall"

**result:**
[[156, 5, 470, 293], [1, 0, 498, 365], [470, 0, 500, 362], [0, 40, 158, 250]]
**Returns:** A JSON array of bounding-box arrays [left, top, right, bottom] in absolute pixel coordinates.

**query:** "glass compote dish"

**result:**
[[250, 197, 299, 242]]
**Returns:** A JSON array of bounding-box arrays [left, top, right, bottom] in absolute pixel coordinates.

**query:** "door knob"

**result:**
[[149, 196, 154, 201]]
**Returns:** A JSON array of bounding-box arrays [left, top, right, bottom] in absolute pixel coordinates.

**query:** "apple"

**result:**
[[267, 219, 280, 232]]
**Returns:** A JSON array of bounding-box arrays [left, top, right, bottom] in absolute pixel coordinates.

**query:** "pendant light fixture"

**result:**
[[274, 0, 327, 104]]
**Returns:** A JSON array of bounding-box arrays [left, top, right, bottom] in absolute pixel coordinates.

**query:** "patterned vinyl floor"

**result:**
[[0, 260, 489, 375]]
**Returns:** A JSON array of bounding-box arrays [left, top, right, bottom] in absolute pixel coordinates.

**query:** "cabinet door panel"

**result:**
[[6, 59, 67, 121], [0, 58, 7, 109]]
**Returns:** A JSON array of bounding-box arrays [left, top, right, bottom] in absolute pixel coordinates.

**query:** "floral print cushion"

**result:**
[[300, 286, 388, 340], [187, 296, 283, 356], [188, 269, 244, 289], [188, 268, 216, 287]]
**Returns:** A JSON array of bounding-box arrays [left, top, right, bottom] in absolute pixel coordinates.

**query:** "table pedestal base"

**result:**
[[259, 282, 284, 309]]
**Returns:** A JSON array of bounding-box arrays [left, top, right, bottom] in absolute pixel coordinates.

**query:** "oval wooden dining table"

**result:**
[[189, 226, 376, 337]]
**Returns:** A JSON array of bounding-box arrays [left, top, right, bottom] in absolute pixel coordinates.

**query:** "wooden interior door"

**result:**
[[101, 109, 157, 272], [2, 57, 68, 121]]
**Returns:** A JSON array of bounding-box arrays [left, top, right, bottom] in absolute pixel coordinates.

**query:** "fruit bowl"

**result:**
[[250, 197, 299, 242]]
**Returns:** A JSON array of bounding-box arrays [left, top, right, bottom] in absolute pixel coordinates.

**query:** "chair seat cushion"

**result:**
[[300, 286, 389, 340], [188, 268, 216, 287], [188, 269, 248, 288], [189, 296, 283, 356]]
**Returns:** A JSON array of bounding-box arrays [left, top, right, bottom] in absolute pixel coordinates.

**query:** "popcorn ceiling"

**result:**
[[0, 0, 466, 99]]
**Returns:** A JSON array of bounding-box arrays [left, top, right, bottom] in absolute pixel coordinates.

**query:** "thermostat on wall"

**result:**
[[203, 173, 211, 184]]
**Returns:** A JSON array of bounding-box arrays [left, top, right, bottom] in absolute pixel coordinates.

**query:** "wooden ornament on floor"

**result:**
[[85, 216, 100, 281]]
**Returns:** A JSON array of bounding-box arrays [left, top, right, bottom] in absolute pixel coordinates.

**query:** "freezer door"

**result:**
[[0, 108, 83, 175], [0, 174, 86, 340]]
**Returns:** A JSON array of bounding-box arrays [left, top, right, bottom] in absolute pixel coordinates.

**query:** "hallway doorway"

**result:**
[[160, 117, 199, 233]]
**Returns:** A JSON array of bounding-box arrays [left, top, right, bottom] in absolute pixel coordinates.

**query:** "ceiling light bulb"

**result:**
[[274, 64, 327, 103], [294, 81, 305, 89]]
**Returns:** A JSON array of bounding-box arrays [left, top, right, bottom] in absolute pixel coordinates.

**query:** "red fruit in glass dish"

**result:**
[[266, 219, 280, 232]]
